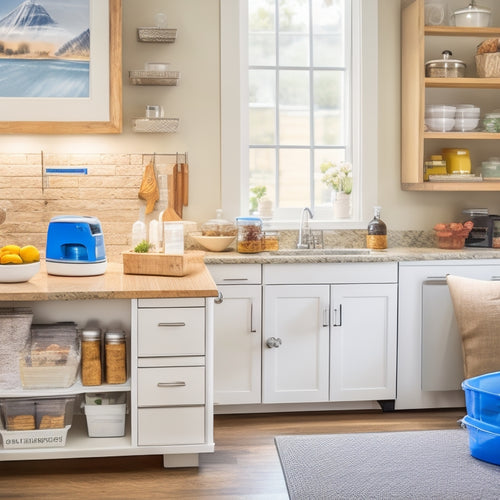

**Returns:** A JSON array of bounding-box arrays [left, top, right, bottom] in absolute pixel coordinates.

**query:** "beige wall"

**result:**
[[0, 0, 497, 242]]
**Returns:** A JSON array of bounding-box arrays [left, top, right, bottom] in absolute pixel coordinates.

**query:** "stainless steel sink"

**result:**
[[272, 248, 371, 256]]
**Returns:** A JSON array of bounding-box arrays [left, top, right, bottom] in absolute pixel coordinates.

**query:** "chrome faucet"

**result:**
[[297, 207, 313, 249]]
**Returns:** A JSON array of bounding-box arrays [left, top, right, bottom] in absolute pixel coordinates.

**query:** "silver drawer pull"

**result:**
[[157, 381, 186, 387], [222, 278, 249, 281], [158, 322, 186, 327]]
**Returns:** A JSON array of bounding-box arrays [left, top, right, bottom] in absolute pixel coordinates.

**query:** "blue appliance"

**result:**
[[46, 215, 107, 276]]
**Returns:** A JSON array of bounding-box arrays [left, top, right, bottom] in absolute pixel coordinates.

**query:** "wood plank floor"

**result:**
[[0, 408, 465, 500]]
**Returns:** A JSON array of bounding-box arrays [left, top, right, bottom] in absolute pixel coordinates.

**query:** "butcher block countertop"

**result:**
[[0, 262, 218, 302]]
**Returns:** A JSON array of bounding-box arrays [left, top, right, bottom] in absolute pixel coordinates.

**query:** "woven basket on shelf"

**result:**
[[475, 53, 500, 78], [137, 27, 177, 43]]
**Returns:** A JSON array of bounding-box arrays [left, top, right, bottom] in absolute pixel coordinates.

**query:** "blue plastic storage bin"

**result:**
[[462, 371, 500, 427], [462, 415, 500, 466]]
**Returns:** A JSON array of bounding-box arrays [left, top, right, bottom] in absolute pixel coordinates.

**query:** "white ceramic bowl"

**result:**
[[455, 107, 480, 119], [454, 117, 479, 131], [191, 234, 236, 252], [453, 8, 490, 27], [425, 105, 456, 119], [425, 117, 455, 131], [0, 261, 40, 283]]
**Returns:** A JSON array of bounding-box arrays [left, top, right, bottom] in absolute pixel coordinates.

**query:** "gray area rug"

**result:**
[[275, 429, 500, 499]]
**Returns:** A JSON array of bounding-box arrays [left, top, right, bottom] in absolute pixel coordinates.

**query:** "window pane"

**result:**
[[312, 0, 345, 67], [279, 0, 309, 67], [279, 70, 310, 145], [249, 33, 276, 66], [279, 33, 309, 67], [249, 69, 276, 145], [249, 148, 276, 211], [249, 0, 276, 66], [279, 149, 310, 207], [314, 70, 345, 146], [314, 149, 345, 207]]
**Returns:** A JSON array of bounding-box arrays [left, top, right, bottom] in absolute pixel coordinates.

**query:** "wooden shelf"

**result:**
[[402, 181, 500, 192], [424, 26, 500, 37], [424, 131, 500, 139], [426, 77, 500, 89]]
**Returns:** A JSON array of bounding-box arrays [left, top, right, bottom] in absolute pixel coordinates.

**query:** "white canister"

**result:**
[[163, 222, 184, 255]]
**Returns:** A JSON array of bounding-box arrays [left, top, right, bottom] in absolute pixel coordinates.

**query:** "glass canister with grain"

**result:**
[[236, 217, 263, 253], [81, 329, 102, 386], [104, 330, 127, 384]]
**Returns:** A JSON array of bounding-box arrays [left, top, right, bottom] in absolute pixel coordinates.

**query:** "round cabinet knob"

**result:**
[[214, 291, 223, 304], [266, 337, 282, 348]]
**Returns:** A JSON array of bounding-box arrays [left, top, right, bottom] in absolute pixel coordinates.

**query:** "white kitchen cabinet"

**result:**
[[262, 262, 398, 405], [207, 264, 262, 405], [262, 284, 330, 404], [397, 260, 500, 410], [330, 283, 397, 402]]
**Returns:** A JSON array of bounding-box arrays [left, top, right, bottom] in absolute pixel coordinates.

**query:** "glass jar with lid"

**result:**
[[81, 329, 102, 386], [201, 209, 237, 236], [236, 217, 263, 253], [104, 330, 127, 384]]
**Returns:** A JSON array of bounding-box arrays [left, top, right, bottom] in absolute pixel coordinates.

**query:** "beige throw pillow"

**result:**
[[447, 275, 500, 379]]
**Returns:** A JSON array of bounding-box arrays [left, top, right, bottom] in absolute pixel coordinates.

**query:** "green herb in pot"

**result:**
[[134, 240, 153, 253]]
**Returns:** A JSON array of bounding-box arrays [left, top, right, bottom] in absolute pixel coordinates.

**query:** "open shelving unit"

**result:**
[[402, 0, 500, 191]]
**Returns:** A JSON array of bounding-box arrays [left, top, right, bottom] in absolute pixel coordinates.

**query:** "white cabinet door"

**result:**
[[330, 283, 397, 401], [213, 285, 262, 405], [262, 285, 330, 403]]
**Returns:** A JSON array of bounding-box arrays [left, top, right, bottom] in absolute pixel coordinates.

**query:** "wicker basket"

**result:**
[[137, 27, 177, 43], [476, 53, 500, 78], [133, 118, 179, 133], [129, 70, 180, 86]]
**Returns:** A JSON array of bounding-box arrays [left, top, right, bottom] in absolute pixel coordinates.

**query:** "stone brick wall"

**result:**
[[0, 153, 153, 263]]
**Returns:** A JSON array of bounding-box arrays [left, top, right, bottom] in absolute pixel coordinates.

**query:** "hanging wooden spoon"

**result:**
[[162, 173, 181, 221], [138, 158, 159, 214]]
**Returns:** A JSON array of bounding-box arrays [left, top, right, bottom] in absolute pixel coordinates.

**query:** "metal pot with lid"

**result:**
[[425, 50, 466, 78]]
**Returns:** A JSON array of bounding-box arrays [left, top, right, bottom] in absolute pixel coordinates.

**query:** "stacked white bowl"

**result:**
[[425, 105, 455, 131], [454, 104, 480, 132]]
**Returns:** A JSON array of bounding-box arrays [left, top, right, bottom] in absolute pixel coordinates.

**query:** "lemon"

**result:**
[[20, 245, 40, 263], [0, 245, 21, 255], [1, 253, 23, 264]]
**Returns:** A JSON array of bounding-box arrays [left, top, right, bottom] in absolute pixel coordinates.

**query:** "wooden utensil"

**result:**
[[174, 163, 184, 218], [162, 173, 181, 221], [138, 159, 159, 214], [181, 162, 189, 206]]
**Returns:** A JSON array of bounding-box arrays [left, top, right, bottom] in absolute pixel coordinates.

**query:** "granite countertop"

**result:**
[[0, 262, 218, 301], [203, 247, 500, 265]]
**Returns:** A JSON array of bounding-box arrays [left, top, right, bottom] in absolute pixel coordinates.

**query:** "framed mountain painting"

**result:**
[[0, 0, 122, 134]]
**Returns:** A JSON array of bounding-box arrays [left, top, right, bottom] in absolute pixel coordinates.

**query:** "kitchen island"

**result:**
[[0, 261, 218, 468]]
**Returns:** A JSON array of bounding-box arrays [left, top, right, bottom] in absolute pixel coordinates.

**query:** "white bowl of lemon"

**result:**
[[0, 245, 41, 282]]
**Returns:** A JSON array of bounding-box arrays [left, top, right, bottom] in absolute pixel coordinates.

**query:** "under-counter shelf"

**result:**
[[129, 70, 180, 86], [137, 27, 177, 43], [133, 118, 179, 133], [0, 378, 131, 398]]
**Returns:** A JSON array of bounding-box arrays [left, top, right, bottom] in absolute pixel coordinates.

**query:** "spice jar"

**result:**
[[105, 330, 127, 384], [236, 217, 263, 253], [81, 329, 102, 386]]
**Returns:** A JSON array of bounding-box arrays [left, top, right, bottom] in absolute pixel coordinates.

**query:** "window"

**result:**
[[220, 0, 378, 228]]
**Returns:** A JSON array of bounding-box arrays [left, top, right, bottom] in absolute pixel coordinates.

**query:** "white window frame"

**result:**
[[220, 0, 378, 229]]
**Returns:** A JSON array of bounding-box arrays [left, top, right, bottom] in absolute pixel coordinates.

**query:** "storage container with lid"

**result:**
[[425, 50, 466, 78], [452, 0, 491, 27], [81, 329, 102, 386], [201, 209, 237, 236], [104, 330, 127, 384], [236, 217, 263, 253]]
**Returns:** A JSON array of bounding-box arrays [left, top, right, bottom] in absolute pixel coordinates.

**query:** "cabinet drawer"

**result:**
[[138, 308, 205, 356], [137, 407, 205, 446], [138, 366, 205, 406], [207, 264, 261, 285]]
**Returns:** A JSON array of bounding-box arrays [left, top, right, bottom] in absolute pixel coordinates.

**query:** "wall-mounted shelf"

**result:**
[[129, 70, 180, 86], [401, 0, 500, 191], [133, 118, 179, 133], [137, 27, 177, 43]]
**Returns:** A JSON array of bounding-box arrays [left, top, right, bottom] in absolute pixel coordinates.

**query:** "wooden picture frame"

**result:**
[[0, 0, 122, 134]]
